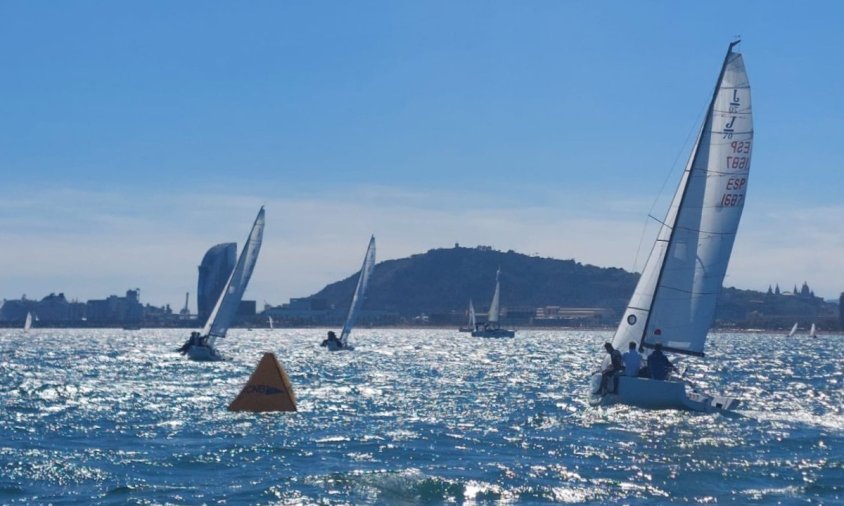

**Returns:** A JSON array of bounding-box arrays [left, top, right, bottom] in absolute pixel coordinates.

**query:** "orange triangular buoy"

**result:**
[[228, 352, 297, 412]]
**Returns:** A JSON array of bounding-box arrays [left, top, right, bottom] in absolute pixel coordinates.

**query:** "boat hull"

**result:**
[[589, 374, 739, 413], [325, 340, 354, 352], [186, 344, 224, 362], [471, 329, 515, 338]]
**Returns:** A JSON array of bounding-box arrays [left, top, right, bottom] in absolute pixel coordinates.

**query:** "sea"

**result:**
[[0, 329, 841, 505]]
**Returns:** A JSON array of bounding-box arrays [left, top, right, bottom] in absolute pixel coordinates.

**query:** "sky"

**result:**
[[1, 1, 843, 308]]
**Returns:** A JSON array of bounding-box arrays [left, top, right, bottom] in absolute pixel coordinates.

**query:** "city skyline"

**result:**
[[2, 2, 843, 306]]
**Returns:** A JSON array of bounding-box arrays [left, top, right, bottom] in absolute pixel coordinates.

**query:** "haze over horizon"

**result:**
[[2, 2, 843, 307]]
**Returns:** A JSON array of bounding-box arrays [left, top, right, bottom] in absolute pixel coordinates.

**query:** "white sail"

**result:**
[[787, 322, 798, 337], [268, 316, 274, 330], [339, 235, 376, 346], [205, 207, 266, 346], [469, 299, 476, 328], [612, 44, 752, 357], [24, 312, 32, 332], [809, 323, 817, 338], [487, 268, 501, 324]]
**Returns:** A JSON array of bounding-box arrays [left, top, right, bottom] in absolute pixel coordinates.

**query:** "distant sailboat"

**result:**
[[268, 316, 275, 330], [23, 312, 32, 332], [472, 268, 515, 338], [589, 42, 751, 412], [322, 236, 376, 351], [458, 299, 475, 333], [787, 322, 798, 337], [809, 323, 817, 338], [179, 207, 266, 361]]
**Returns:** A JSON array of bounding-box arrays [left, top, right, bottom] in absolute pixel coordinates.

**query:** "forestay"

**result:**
[[205, 207, 266, 346], [612, 45, 752, 357], [340, 235, 376, 346]]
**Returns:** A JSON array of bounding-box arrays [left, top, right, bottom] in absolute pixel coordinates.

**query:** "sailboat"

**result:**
[[268, 316, 275, 330], [809, 323, 817, 338], [787, 322, 799, 337], [472, 268, 515, 338], [322, 235, 376, 351], [23, 312, 32, 332], [458, 299, 476, 333], [589, 42, 751, 412], [179, 207, 266, 361]]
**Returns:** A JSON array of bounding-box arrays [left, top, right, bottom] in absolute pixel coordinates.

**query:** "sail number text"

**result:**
[[720, 177, 746, 207], [726, 156, 749, 170]]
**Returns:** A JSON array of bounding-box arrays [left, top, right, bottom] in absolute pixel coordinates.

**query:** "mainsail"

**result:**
[[339, 235, 376, 346], [468, 299, 476, 328], [205, 207, 266, 346], [487, 268, 502, 324], [787, 322, 798, 337], [24, 312, 32, 332], [809, 323, 817, 338], [612, 42, 753, 357]]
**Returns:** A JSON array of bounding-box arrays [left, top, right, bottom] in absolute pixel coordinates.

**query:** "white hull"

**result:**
[[589, 374, 739, 413], [186, 344, 224, 362]]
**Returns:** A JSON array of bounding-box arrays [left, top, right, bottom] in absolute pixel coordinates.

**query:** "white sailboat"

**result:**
[[809, 323, 817, 338], [322, 235, 376, 351], [179, 207, 266, 361], [472, 268, 515, 338], [589, 42, 752, 412], [23, 312, 32, 332], [268, 316, 275, 330], [787, 322, 799, 337], [458, 299, 475, 332]]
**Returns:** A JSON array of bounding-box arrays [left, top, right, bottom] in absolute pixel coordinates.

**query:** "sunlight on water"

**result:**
[[0, 328, 841, 504]]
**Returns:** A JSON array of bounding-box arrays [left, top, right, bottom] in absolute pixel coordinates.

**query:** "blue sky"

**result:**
[[1, 1, 842, 307]]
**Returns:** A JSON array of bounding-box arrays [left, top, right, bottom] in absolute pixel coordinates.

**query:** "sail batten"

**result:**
[[612, 44, 752, 357]]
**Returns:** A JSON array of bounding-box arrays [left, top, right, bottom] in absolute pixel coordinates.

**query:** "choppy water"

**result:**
[[0, 329, 841, 504]]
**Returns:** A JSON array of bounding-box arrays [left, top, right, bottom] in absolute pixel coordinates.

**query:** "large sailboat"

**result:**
[[179, 207, 266, 361], [589, 42, 752, 412], [472, 268, 515, 338], [322, 235, 376, 351]]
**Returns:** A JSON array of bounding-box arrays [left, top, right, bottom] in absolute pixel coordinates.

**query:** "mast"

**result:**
[[637, 41, 743, 354]]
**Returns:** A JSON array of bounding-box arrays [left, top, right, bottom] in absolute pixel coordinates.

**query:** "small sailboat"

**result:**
[[23, 312, 32, 332], [787, 322, 799, 337], [179, 207, 266, 361], [268, 316, 275, 330], [589, 42, 751, 412], [322, 235, 376, 351], [458, 299, 476, 332], [472, 268, 515, 338], [809, 323, 817, 338]]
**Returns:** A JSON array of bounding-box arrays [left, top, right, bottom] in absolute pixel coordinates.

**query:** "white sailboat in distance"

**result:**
[[787, 322, 799, 337], [472, 268, 515, 338], [809, 323, 817, 338], [24, 312, 32, 332], [459, 299, 475, 332], [589, 41, 752, 412], [179, 207, 266, 361], [322, 235, 376, 351]]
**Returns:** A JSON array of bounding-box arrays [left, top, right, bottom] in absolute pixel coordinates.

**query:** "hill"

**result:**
[[309, 245, 638, 318], [304, 245, 839, 329]]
